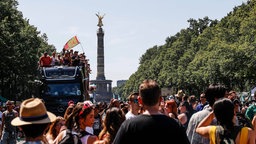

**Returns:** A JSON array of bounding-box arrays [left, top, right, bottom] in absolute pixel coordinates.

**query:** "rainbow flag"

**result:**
[[63, 36, 80, 50]]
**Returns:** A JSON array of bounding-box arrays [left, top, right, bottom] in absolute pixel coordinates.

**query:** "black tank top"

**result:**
[[3, 110, 17, 132]]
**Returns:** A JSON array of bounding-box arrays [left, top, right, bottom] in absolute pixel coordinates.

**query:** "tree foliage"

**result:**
[[116, 0, 256, 99], [0, 0, 55, 101]]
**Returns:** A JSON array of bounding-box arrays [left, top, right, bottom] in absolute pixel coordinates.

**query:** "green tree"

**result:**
[[0, 0, 55, 101], [120, 0, 256, 100]]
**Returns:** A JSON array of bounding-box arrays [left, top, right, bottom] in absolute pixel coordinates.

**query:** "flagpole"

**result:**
[[79, 42, 85, 54], [76, 36, 85, 54]]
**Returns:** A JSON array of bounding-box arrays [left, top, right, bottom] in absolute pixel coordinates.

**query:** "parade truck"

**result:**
[[37, 65, 89, 116]]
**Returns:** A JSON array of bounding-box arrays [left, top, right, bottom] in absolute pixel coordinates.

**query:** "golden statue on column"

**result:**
[[96, 12, 105, 27]]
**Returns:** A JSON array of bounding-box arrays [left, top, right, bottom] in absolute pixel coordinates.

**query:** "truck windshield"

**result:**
[[43, 83, 81, 96]]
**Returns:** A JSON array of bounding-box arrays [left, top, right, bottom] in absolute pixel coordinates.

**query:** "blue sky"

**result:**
[[17, 0, 246, 87]]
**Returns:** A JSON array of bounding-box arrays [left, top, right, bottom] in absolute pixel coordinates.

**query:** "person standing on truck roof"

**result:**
[[56, 54, 64, 66], [50, 51, 57, 66], [71, 51, 80, 66], [39, 52, 52, 67], [63, 52, 71, 66], [69, 49, 74, 57]]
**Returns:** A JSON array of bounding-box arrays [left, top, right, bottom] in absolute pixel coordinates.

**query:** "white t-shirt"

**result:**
[[51, 56, 57, 66], [85, 127, 94, 134], [125, 111, 138, 120]]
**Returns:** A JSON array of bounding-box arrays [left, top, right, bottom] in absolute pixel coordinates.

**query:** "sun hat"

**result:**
[[11, 98, 56, 126]]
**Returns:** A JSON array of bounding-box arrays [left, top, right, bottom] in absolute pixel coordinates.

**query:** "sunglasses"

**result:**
[[133, 99, 139, 104]]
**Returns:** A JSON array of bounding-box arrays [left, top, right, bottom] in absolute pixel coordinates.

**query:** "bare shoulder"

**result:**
[[89, 135, 98, 140], [236, 127, 255, 144], [178, 113, 187, 120], [169, 113, 176, 119], [93, 140, 105, 144], [53, 130, 65, 144], [178, 113, 186, 118], [196, 125, 211, 138], [14, 110, 18, 116], [247, 127, 255, 137], [88, 135, 98, 144]]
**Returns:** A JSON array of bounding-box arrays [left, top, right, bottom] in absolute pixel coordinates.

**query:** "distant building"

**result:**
[[117, 80, 127, 87]]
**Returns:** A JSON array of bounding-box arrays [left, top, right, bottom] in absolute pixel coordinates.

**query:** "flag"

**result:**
[[63, 36, 80, 50]]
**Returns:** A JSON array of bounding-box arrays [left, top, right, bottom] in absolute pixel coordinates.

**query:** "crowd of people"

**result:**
[[38, 50, 91, 74], [0, 80, 256, 144]]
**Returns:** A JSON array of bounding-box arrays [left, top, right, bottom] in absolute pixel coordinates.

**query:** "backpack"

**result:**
[[210, 126, 243, 144], [58, 129, 91, 144]]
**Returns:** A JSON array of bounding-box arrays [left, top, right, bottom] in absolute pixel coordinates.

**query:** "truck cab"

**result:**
[[38, 66, 88, 116]]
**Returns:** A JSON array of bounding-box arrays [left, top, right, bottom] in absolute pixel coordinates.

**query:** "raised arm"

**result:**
[[196, 111, 215, 138]]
